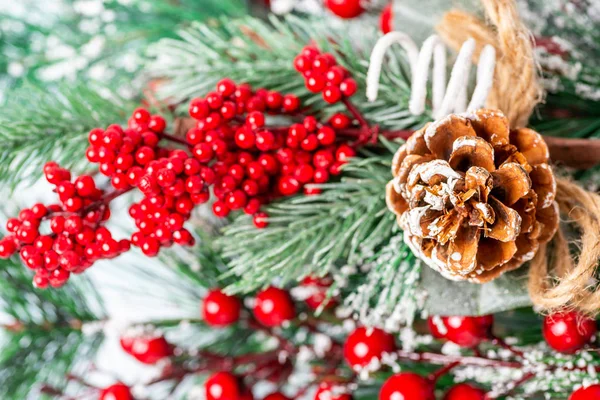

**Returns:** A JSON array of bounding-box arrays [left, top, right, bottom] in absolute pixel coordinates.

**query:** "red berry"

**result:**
[[247, 111, 265, 128], [140, 237, 160, 257], [306, 74, 326, 93], [313, 150, 335, 169], [294, 164, 314, 184], [340, 79, 357, 97], [75, 175, 96, 197], [31, 203, 48, 219], [253, 287, 295, 327], [543, 311, 597, 353], [380, 4, 393, 34], [0, 239, 16, 259], [253, 212, 269, 229], [314, 382, 352, 400], [49, 268, 70, 287], [122, 335, 172, 364], [301, 134, 319, 152], [344, 327, 396, 368], [256, 131, 275, 151], [34, 235, 54, 252], [326, 66, 346, 85], [427, 315, 494, 347], [323, 85, 342, 104], [99, 383, 134, 400], [444, 383, 487, 400], [227, 190, 248, 210], [133, 108, 151, 124], [213, 201, 230, 218], [317, 126, 336, 146], [258, 155, 278, 175], [149, 115, 166, 133], [50, 216, 65, 234], [302, 276, 336, 309], [205, 372, 239, 400], [190, 98, 209, 119], [6, 218, 21, 233], [335, 144, 356, 162], [380, 373, 434, 400], [135, 146, 155, 165], [266, 91, 283, 109], [17, 225, 39, 244], [235, 128, 256, 150], [264, 393, 290, 400], [329, 113, 351, 129], [202, 289, 242, 327], [294, 55, 311, 73], [278, 176, 300, 196], [216, 78, 237, 97], [325, 0, 365, 18], [193, 143, 215, 163], [282, 95, 300, 112], [570, 385, 600, 400]]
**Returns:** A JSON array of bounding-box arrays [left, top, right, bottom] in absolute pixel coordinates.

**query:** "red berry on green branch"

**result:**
[[427, 315, 494, 347], [444, 383, 487, 400], [344, 326, 396, 368], [264, 392, 290, 400], [570, 385, 600, 400], [99, 383, 134, 400], [203, 289, 242, 327], [325, 0, 366, 19], [380, 373, 434, 400], [380, 4, 393, 34], [253, 286, 295, 327], [120, 334, 172, 364], [205, 372, 240, 400], [301, 275, 336, 310], [543, 311, 597, 353], [315, 382, 353, 400]]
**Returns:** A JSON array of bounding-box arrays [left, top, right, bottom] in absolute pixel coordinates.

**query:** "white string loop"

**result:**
[[366, 32, 496, 119]]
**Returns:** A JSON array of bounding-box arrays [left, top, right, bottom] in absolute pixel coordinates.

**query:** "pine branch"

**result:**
[[0, 257, 105, 398], [341, 234, 422, 330], [218, 143, 399, 294], [147, 15, 428, 130], [0, 0, 247, 90], [0, 83, 132, 189]]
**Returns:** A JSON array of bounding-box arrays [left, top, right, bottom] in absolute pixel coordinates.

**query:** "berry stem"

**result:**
[[158, 131, 190, 146], [428, 361, 460, 383], [342, 98, 369, 130], [489, 372, 536, 399], [490, 336, 525, 358]]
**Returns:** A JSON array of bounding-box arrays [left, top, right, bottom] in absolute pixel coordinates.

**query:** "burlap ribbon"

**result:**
[[437, 0, 600, 315]]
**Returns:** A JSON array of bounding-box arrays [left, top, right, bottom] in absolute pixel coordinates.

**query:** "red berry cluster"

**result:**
[[129, 149, 201, 256], [294, 46, 358, 104], [86, 109, 167, 190], [185, 79, 356, 228], [0, 163, 129, 288]]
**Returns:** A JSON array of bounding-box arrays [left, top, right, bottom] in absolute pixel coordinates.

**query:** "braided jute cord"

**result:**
[[437, 0, 600, 315]]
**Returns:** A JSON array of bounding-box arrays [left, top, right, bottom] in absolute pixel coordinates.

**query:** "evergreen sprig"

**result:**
[[218, 143, 399, 294], [147, 15, 427, 130], [0, 83, 132, 189], [0, 257, 105, 399]]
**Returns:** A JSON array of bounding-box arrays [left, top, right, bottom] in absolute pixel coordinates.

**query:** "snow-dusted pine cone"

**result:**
[[386, 109, 559, 283]]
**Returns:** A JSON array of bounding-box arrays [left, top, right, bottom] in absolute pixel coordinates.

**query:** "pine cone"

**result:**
[[386, 110, 559, 283]]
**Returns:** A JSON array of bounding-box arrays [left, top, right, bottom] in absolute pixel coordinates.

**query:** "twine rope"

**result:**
[[437, 0, 600, 315]]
